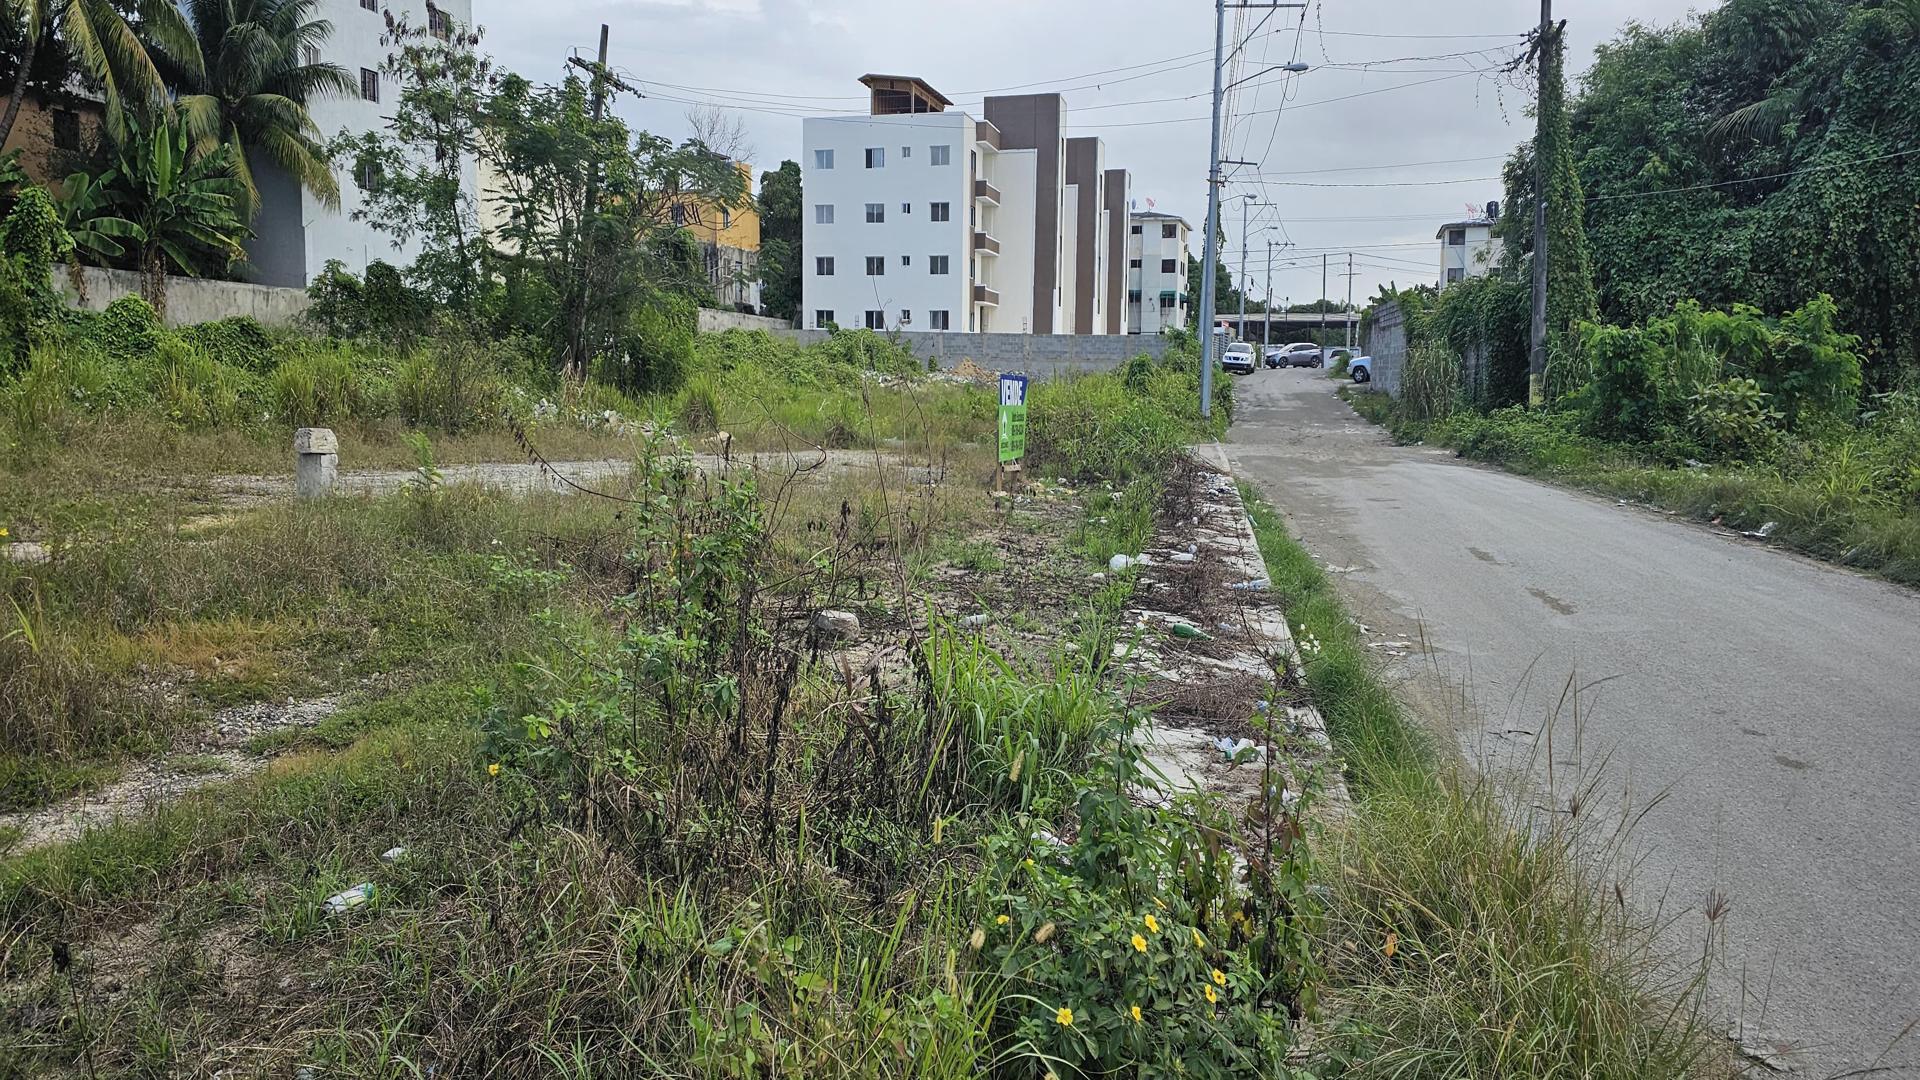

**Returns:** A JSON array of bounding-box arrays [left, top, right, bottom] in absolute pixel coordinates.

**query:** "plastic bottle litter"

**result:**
[[1109, 553, 1150, 572], [1227, 577, 1271, 591], [1169, 552, 1196, 564], [1215, 737, 1265, 764], [380, 846, 407, 863], [959, 613, 992, 630], [323, 883, 378, 916], [1168, 622, 1209, 640]]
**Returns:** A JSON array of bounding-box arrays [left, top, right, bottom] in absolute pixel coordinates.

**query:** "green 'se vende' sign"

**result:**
[[998, 373, 1028, 464]]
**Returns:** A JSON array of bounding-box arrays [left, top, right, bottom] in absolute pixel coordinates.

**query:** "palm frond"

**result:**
[[1707, 89, 1803, 149]]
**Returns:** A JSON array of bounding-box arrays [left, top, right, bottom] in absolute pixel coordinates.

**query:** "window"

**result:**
[[865, 202, 884, 223], [815, 310, 835, 327], [899, 309, 912, 325], [1129, 259, 1141, 269], [815, 204, 834, 224], [901, 146, 911, 159], [902, 202, 911, 214], [865, 256, 885, 276], [360, 67, 380, 102], [929, 202, 950, 222], [929, 144, 950, 166], [1130, 224, 1142, 235], [670, 204, 686, 226], [901, 255, 911, 266], [1160, 294, 1178, 309], [1128, 289, 1142, 303], [1160, 258, 1177, 274], [928, 255, 950, 275], [1162, 223, 1177, 239], [864, 310, 885, 329], [356, 159, 382, 192], [359, 0, 376, 10], [303, 44, 320, 67], [427, 3, 452, 39], [814, 148, 834, 170], [815, 256, 834, 276], [930, 310, 950, 330], [51, 110, 80, 152], [1447, 228, 1466, 246], [865, 147, 884, 168], [1446, 267, 1465, 283]]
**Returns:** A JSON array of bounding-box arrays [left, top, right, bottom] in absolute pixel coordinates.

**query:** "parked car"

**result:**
[[1262, 345, 1286, 369], [1221, 342, 1258, 374], [1276, 342, 1323, 368], [1349, 355, 1372, 383]]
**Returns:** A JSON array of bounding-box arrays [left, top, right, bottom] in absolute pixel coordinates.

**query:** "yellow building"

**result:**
[[668, 161, 761, 311], [0, 93, 107, 192]]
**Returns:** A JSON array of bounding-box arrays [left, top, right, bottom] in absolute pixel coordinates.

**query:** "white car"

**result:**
[[1221, 342, 1258, 374], [1348, 356, 1372, 383]]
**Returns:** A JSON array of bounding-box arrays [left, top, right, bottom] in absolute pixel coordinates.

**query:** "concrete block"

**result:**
[[294, 427, 338, 454]]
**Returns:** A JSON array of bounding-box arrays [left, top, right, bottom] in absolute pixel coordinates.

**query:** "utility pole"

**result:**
[[1265, 239, 1274, 347], [1238, 195, 1259, 344], [1344, 252, 1355, 350], [1528, 0, 1551, 406], [1200, 1, 1306, 418], [562, 24, 641, 380], [1320, 253, 1328, 342]]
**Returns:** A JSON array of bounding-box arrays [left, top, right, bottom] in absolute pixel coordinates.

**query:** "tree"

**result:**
[[756, 159, 800, 321], [684, 103, 752, 164], [165, 0, 358, 219], [330, 11, 489, 308], [0, 0, 197, 149], [105, 114, 249, 316]]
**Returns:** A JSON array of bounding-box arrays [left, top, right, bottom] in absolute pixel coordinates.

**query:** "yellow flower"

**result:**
[[1130, 1004, 1143, 1023], [996, 914, 1011, 926], [487, 763, 502, 777], [1143, 914, 1160, 934], [0, 527, 9, 538], [1203, 984, 1217, 1004], [1055, 1006, 1074, 1027], [1023, 858, 1035, 869], [1211, 968, 1227, 987], [1131, 933, 1148, 953], [1192, 927, 1207, 949]]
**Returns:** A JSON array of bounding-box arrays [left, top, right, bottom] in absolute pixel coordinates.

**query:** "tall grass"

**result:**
[[1243, 493, 1730, 1078]]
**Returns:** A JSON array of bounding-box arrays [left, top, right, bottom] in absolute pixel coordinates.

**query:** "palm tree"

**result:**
[[0, 0, 198, 148], [165, 0, 356, 219], [106, 113, 249, 317]]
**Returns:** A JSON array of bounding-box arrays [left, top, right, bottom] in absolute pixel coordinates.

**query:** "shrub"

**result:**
[[182, 316, 276, 374], [133, 336, 256, 429], [1686, 377, 1778, 458], [271, 348, 385, 427], [608, 295, 696, 395], [81, 296, 166, 368], [396, 338, 504, 433]]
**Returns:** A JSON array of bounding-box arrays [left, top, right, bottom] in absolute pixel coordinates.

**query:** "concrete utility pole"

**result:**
[[1320, 253, 1328, 341], [1265, 239, 1275, 347], [1528, 0, 1551, 406], [1345, 252, 1355, 349], [1201, 1, 1306, 417], [1238, 195, 1259, 343]]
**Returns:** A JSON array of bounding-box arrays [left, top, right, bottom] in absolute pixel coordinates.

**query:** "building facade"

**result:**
[[1436, 219, 1501, 284], [669, 161, 762, 312], [802, 76, 1131, 336], [247, 0, 479, 287], [1127, 211, 1190, 335]]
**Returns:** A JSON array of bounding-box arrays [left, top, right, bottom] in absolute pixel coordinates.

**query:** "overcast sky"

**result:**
[[477, 0, 1705, 308]]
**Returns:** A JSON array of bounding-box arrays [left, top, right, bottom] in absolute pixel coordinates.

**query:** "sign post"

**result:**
[[997, 372, 1029, 489]]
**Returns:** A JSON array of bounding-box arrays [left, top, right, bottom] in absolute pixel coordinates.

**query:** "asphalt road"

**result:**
[[1223, 366, 1920, 1078]]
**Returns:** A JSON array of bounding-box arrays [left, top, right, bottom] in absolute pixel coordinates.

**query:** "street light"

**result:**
[[1222, 60, 1311, 93]]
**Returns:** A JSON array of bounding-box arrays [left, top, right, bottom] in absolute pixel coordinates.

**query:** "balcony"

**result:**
[[974, 119, 1001, 150], [973, 231, 1000, 256], [972, 284, 999, 306], [973, 177, 1001, 205]]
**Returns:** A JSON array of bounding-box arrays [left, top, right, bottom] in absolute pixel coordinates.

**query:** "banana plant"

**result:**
[[52, 168, 136, 261], [102, 115, 250, 318]]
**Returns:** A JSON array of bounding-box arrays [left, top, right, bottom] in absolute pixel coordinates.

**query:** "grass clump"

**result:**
[[1242, 494, 1730, 1079]]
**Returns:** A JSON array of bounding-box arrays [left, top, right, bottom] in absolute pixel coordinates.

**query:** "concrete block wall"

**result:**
[[1361, 300, 1407, 396], [769, 329, 1172, 380], [697, 308, 795, 334], [56, 266, 312, 327]]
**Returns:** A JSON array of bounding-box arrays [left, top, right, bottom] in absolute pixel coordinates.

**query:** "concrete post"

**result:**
[[294, 427, 338, 498]]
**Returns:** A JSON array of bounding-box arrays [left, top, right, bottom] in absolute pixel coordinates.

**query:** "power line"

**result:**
[[1072, 67, 1499, 129], [1252, 173, 1504, 188]]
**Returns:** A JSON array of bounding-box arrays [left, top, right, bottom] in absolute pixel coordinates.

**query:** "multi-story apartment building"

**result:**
[[669, 161, 762, 312], [1436, 216, 1502, 284], [1127, 211, 1191, 335], [802, 76, 1132, 335], [249, 0, 479, 287]]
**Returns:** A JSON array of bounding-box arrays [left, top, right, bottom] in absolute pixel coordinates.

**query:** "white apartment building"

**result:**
[[802, 76, 1009, 333], [1436, 218, 1502, 285], [1127, 211, 1191, 334], [802, 76, 1132, 335], [245, 0, 478, 287]]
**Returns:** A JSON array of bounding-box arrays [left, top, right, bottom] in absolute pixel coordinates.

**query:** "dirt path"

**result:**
[[0, 696, 341, 854]]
